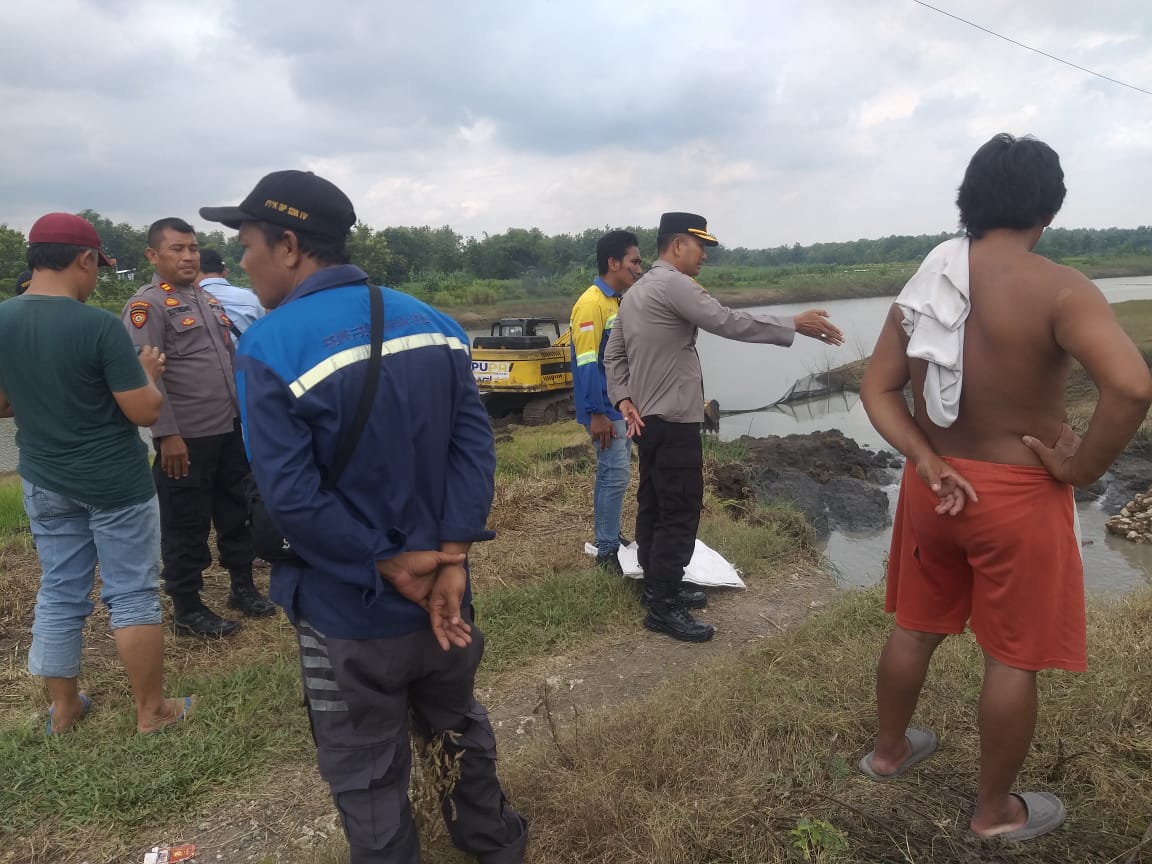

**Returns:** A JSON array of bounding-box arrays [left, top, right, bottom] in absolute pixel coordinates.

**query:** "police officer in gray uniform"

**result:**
[[606, 212, 845, 643], [121, 217, 274, 636]]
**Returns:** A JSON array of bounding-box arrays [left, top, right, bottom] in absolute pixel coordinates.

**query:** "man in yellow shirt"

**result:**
[[569, 231, 643, 574]]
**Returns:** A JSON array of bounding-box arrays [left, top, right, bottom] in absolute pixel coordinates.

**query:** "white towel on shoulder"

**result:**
[[895, 237, 971, 428]]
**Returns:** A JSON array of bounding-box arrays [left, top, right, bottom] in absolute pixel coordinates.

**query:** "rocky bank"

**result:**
[[711, 429, 902, 536], [710, 430, 1152, 542]]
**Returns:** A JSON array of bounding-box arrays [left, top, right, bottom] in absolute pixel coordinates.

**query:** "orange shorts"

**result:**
[[885, 457, 1086, 672]]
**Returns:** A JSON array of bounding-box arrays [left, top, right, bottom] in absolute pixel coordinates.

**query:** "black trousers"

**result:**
[[153, 419, 253, 604], [296, 614, 528, 864], [634, 416, 704, 600]]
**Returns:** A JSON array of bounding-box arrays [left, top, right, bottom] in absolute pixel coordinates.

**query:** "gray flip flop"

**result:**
[[858, 727, 939, 780], [990, 792, 1067, 842]]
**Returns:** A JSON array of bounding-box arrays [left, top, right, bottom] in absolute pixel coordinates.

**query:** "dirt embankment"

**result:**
[[711, 430, 902, 536], [716, 424, 1152, 530]]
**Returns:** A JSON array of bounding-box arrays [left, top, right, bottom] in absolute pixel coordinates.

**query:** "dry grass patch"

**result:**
[[0, 562, 297, 699], [820, 357, 869, 391], [474, 422, 640, 588], [459, 588, 1152, 864], [0, 539, 39, 650]]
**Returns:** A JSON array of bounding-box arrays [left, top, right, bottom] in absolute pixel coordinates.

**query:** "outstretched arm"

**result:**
[[665, 276, 797, 345]]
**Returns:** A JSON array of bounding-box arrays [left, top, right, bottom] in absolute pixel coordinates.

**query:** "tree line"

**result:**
[[1, 211, 1150, 304]]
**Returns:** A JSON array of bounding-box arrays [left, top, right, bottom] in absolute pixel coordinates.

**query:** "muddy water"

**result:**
[[792, 409, 1152, 595]]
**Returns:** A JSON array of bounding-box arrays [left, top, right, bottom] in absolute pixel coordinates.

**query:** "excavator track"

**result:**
[[521, 392, 575, 426]]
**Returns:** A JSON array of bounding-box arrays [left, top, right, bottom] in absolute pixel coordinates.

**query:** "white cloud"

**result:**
[[0, 0, 1149, 247]]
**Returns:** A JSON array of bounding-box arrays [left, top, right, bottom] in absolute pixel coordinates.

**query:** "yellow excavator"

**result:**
[[471, 317, 575, 425]]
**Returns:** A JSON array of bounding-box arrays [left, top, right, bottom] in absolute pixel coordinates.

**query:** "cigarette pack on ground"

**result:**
[[142, 844, 196, 864]]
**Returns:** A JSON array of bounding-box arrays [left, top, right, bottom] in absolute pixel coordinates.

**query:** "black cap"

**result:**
[[199, 170, 356, 239], [657, 212, 719, 246], [15, 270, 32, 295], [199, 249, 225, 274]]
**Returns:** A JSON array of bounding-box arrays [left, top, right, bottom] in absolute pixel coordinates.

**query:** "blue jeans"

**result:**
[[22, 480, 162, 678], [590, 418, 631, 557]]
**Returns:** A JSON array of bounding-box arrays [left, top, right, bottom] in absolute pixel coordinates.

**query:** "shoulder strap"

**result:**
[[326, 284, 384, 487]]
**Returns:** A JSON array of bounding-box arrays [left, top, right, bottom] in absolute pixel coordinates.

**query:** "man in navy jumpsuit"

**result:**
[[202, 171, 526, 864]]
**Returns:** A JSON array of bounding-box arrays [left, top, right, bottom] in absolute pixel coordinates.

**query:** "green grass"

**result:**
[[698, 500, 814, 572], [473, 587, 1152, 864], [474, 566, 640, 680], [493, 421, 588, 480], [1060, 254, 1152, 279], [0, 475, 27, 541], [0, 623, 308, 841], [0, 567, 640, 851], [702, 435, 750, 467], [476, 496, 812, 681]]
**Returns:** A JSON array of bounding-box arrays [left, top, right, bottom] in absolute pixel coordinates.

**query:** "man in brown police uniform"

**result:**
[[121, 217, 274, 636], [606, 212, 844, 642]]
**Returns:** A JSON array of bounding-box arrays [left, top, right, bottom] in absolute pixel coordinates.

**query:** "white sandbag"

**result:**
[[583, 540, 745, 589]]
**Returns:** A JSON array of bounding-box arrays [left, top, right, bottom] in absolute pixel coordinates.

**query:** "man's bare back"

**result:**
[[909, 232, 1079, 467], [870, 226, 1151, 492]]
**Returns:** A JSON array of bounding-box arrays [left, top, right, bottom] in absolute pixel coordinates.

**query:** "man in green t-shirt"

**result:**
[[0, 212, 192, 734]]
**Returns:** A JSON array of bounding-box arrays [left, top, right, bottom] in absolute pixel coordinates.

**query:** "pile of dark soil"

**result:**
[[710, 430, 902, 535]]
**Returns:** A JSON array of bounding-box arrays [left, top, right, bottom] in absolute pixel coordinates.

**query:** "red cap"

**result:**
[[28, 213, 114, 267]]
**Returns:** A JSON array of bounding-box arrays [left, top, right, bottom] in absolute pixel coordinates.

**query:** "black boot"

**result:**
[[643, 599, 714, 643], [227, 569, 276, 618], [641, 585, 707, 610], [172, 595, 240, 638]]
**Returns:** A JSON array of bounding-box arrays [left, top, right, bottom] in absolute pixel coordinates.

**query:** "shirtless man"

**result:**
[[858, 133, 1152, 841]]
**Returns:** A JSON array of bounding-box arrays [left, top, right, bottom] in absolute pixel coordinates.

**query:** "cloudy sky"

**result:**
[[1, 0, 1149, 248]]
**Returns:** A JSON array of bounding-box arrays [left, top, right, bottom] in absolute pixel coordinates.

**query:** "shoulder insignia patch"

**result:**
[[181, 316, 196, 326], [130, 307, 149, 328], [203, 292, 218, 304], [129, 300, 151, 310], [164, 296, 181, 307], [160, 282, 174, 293]]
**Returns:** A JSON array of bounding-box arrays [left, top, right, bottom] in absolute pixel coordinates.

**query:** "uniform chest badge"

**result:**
[[164, 297, 181, 307], [181, 316, 196, 326], [160, 282, 174, 293], [220, 313, 232, 326]]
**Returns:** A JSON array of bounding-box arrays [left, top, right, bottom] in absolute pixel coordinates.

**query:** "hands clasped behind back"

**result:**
[[376, 550, 473, 650]]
